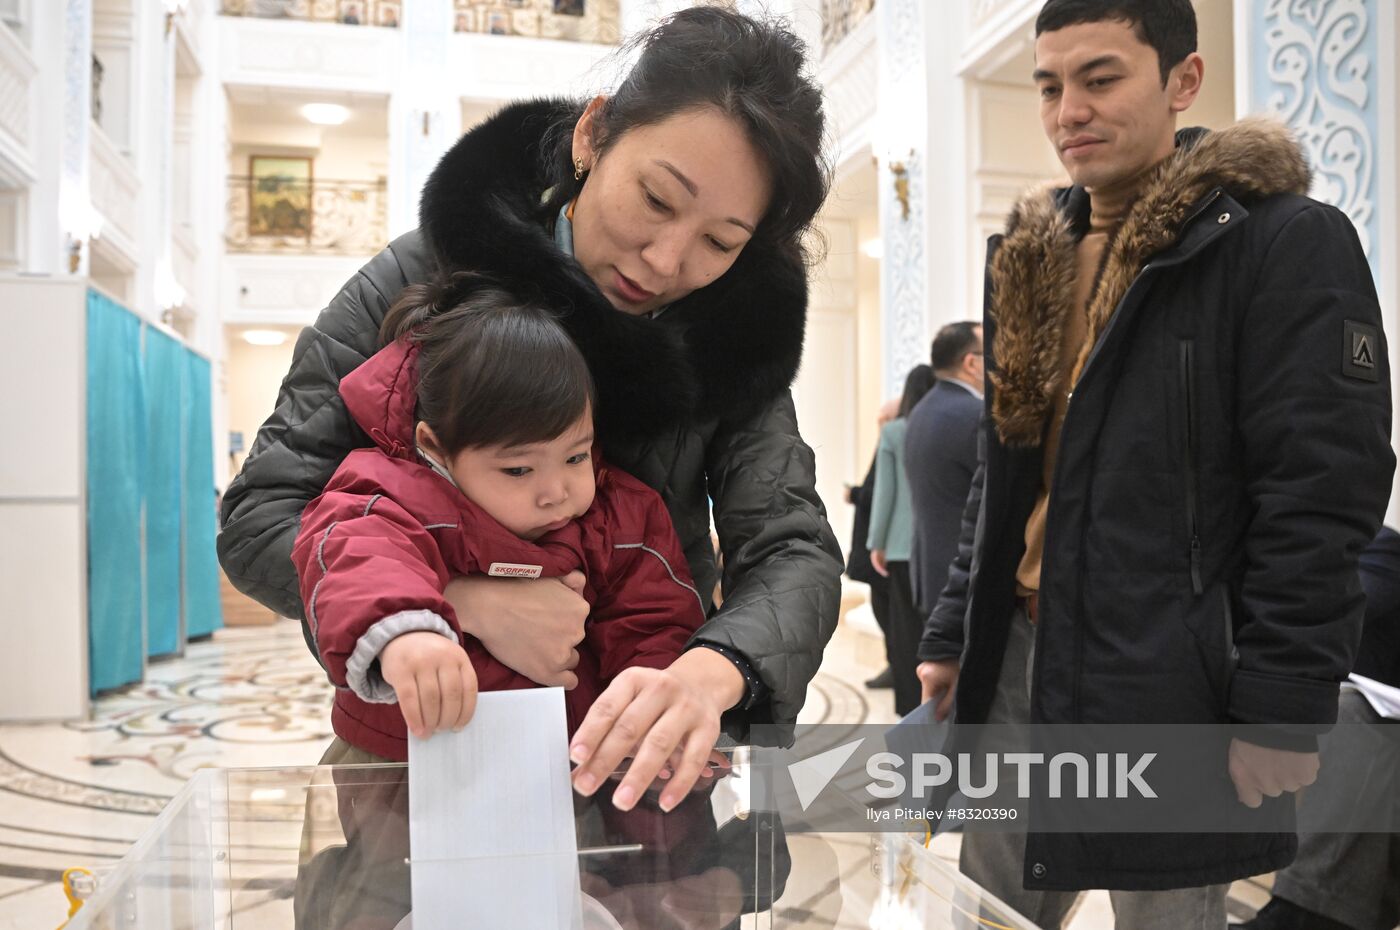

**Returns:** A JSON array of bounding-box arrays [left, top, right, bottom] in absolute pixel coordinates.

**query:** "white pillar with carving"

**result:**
[[29, 0, 94, 276], [1236, 0, 1394, 326], [874, 0, 967, 398], [388, 0, 461, 240], [136, 0, 178, 320], [1235, 0, 1397, 517]]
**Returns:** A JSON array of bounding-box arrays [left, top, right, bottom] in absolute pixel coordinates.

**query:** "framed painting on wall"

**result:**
[[487, 10, 511, 34], [375, 0, 401, 27], [248, 156, 313, 238], [337, 0, 364, 24]]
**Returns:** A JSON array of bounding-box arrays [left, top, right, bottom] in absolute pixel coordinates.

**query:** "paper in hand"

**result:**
[[407, 687, 583, 930]]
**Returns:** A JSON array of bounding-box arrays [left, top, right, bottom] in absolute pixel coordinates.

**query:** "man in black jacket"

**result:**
[[916, 1, 1393, 926]]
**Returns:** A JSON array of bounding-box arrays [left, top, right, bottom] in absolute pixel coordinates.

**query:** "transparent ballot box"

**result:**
[[65, 756, 1038, 930]]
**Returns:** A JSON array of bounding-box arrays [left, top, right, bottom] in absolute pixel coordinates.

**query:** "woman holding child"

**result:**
[[218, 7, 842, 813]]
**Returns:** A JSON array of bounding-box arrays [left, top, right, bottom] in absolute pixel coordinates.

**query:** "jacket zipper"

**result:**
[[1179, 340, 1203, 595], [1047, 196, 1225, 717]]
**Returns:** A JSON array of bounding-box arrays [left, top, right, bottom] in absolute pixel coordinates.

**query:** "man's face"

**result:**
[[968, 326, 985, 383], [1033, 18, 1201, 189]]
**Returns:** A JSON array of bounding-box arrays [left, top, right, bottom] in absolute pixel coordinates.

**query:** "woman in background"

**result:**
[[867, 365, 935, 716]]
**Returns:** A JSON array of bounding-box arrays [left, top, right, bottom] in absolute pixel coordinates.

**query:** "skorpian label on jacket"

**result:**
[[487, 562, 543, 579]]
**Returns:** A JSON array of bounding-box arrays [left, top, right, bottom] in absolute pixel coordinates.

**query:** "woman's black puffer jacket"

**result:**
[[218, 99, 843, 738]]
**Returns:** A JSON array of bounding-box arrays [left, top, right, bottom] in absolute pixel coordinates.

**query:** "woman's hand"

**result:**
[[443, 572, 589, 688], [380, 631, 478, 738], [870, 549, 889, 577], [569, 649, 744, 812]]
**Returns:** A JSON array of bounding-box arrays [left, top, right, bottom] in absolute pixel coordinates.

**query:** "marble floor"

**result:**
[[0, 614, 1270, 929]]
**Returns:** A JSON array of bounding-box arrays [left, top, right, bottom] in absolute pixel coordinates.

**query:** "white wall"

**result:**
[[228, 115, 389, 181], [855, 205, 881, 470], [224, 325, 299, 480], [798, 213, 860, 555], [1191, 0, 1236, 131], [0, 277, 91, 720]]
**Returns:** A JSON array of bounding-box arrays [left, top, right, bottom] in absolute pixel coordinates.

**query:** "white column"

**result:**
[[872, 0, 969, 398], [387, 0, 460, 240], [135, 0, 177, 319], [30, 0, 92, 276], [875, 0, 925, 397], [177, 0, 228, 481]]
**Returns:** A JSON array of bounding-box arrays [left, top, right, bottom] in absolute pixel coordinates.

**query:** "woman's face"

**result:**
[[571, 100, 772, 316]]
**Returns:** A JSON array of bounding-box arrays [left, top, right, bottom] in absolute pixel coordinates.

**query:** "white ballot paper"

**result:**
[[407, 687, 583, 930]]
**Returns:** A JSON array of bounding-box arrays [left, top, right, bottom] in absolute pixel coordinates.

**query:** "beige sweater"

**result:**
[[1015, 172, 1148, 594]]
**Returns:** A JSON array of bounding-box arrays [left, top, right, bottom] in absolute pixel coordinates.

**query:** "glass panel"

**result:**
[[66, 770, 219, 930], [67, 755, 1038, 929]]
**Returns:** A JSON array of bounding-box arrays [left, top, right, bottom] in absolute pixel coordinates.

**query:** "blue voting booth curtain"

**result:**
[[86, 290, 146, 693], [183, 351, 223, 638], [144, 328, 185, 657]]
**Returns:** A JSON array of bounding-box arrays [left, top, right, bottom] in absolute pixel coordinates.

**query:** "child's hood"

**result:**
[[339, 339, 420, 460]]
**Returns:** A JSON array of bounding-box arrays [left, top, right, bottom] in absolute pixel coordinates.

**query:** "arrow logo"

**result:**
[[788, 738, 865, 811], [1353, 332, 1375, 369]]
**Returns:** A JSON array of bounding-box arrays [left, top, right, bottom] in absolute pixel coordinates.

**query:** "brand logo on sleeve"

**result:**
[[1344, 321, 1380, 382], [487, 562, 544, 579]]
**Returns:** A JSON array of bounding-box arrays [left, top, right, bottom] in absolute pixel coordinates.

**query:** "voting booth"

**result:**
[[64, 754, 1039, 930]]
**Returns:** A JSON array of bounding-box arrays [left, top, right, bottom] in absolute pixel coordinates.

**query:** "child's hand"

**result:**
[[380, 631, 477, 738]]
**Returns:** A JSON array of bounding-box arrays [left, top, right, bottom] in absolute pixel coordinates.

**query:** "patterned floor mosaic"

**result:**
[[0, 621, 334, 929]]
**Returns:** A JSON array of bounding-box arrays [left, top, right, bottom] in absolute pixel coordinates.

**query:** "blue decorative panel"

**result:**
[[144, 327, 185, 658], [1252, 0, 1380, 282], [86, 290, 145, 693], [183, 351, 223, 639]]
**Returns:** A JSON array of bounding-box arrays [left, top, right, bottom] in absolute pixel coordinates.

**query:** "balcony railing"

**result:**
[[450, 0, 620, 45], [821, 0, 875, 55], [219, 0, 401, 28], [225, 176, 387, 256]]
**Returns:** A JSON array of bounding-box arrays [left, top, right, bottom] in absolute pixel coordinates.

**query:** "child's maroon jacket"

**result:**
[[291, 339, 707, 761]]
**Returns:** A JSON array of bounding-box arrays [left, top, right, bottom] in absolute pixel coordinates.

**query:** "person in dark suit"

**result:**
[[904, 322, 983, 625]]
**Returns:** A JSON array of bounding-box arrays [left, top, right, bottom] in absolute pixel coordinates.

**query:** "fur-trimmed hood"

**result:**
[[988, 118, 1312, 448], [416, 98, 809, 444]]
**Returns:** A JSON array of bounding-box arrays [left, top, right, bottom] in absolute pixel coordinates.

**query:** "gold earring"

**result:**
[[574, 157, 586, 181]]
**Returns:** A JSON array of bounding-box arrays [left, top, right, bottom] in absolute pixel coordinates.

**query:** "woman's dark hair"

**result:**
[[379, 274, 596, 455], [542, 6, 829, 258], [897, 364, 936, 419], [1035, 0, 1197, 85]]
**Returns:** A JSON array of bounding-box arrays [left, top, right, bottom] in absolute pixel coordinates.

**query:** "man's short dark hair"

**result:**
[[931, 322, 981, 374], [1035, 0, 1197, 85]]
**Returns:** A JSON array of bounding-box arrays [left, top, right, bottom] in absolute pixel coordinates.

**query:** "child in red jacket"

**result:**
[[291, 274, 708, 763]]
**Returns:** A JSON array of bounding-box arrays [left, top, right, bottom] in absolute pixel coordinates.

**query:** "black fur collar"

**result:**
[[418, 98, 809, 443]]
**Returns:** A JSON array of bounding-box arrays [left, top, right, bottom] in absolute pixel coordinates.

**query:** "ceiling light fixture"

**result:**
[[301, 103, 350, 126], [242, 329, 288, 347]]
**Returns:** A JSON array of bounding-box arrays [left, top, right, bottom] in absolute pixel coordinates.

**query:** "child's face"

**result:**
[[420, 411, 597, 541]]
